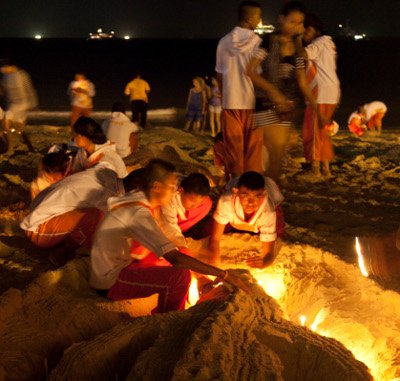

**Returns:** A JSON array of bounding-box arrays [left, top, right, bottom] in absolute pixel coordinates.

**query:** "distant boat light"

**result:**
[[124, 35, 131, 40], [34, 35, 42, 40], [354, 34, 364, 41]]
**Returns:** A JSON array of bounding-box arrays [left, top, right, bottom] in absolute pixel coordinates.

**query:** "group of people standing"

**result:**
[[67, 72, 151, 129], [215, 0, 340, 182], [184, 76, 222, 137]]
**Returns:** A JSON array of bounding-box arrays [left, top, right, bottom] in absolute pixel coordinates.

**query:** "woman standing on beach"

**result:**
[[183, 77, 207, 133], [208, 77, 222, 137], [246, 1, 322, 183]]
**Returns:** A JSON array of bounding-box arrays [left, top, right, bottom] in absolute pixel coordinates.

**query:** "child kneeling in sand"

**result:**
[[90, 159, 249, 314], [207, 171, 282, 268]]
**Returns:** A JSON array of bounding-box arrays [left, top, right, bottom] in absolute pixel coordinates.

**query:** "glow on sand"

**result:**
[[252, 268, 397, 380]]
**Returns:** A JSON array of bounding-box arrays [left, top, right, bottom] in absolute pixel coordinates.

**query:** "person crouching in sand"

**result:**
[[207, 171, 280, 268], [90, 159, 250, 314], [21, 163, 124, 266]]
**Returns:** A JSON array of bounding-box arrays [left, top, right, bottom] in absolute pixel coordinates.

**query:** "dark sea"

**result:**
[[1, 37, 400, 128]]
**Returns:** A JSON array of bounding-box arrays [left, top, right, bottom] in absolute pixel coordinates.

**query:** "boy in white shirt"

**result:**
[[90, 159, 250, 314], [208, 171, 279, 268]]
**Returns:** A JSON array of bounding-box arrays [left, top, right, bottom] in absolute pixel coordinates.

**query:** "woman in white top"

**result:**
[[72, 116, 128, 178], [301, 13, 340, 177]]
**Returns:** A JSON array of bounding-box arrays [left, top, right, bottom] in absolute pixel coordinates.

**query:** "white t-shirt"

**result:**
[[213, 191, 277, 242], [67, 80, 95, 108], [72, 141, 128, 178], [160, 192, 188, 248], [20, 164, 124, 232], [215, 26, 261, 110], [90, 191, 177, 289], [305, 35, 340, 104], [363, 101, 387, 121], [102, 112, 140, 158]]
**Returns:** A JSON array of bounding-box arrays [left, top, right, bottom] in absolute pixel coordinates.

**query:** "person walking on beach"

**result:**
[[67, 73, 95, 129], [90, 159, 250, 314], [301, 14, 340, 177], [215, 1, 263, 178], [124, 73, 150, 128]]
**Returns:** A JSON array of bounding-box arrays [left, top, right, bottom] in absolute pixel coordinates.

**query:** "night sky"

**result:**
[[1, 0, 400, 39]]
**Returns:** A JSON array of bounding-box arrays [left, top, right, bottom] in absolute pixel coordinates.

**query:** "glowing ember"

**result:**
[[355, 237, 369, 277], [188, 276, 199, 306], [251, 270, 286, 300], [311, 309, 328, 332], [300, 315, 306, 326]]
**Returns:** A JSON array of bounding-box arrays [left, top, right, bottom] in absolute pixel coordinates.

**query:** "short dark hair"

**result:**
[[237, 171, 265, 190], [304, 13, 325, 35], [280, 1, 306, 17], [238, 1, 261, 22], [123, 160, 176, 193], [111, 102, 126, 113], [42, 152, 70, 174], [122, 167, 147, 192], [180, 173, 210, 196], [73, 116, 107, 145]]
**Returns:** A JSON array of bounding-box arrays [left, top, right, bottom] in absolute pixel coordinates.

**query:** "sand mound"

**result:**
[[0, 249, 372, 381]]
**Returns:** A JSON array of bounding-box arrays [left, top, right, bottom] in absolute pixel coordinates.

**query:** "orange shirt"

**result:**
[[124, 78, 150, 102]]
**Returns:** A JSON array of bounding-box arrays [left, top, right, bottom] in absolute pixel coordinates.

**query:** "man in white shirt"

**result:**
[[208, 171, 277, 268], [20, 163, 124, 265], [215, 1, 263, 177], [90, 159, 250, 313], [102, 102, 140, 159]]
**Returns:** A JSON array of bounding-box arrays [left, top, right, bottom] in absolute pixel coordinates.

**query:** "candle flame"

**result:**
[[188, 277, 199, 306], [355, 237, 369, 277]]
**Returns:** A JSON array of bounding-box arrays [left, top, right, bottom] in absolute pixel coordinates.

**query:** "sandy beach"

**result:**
[[0, 113, 399, 380]]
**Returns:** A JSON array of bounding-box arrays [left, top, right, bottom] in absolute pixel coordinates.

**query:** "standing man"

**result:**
[[124, 72, 151, 128], [67, 73, 95, 129], [215, 1, 263, 178]]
